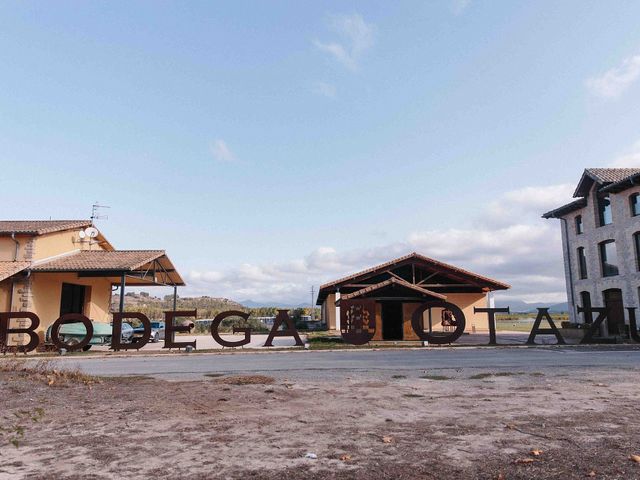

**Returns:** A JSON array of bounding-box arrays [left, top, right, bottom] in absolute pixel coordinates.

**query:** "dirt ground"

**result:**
[[1, 361, 640, 479]]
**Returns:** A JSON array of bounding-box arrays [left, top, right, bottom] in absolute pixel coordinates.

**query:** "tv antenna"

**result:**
[[91, 202, 110, 225]]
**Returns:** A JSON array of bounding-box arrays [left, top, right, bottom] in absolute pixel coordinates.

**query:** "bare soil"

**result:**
[[1, 362, 640, 479]]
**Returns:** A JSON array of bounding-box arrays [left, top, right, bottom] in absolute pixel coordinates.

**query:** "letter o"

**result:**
[[50, 313, 94, 351], [411, 301, 466, 344]]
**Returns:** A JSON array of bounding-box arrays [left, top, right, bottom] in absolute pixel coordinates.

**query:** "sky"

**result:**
[[2, 1, 640, 305]]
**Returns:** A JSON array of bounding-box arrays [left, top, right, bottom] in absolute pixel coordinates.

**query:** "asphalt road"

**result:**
[[42, 345, 640, 380]]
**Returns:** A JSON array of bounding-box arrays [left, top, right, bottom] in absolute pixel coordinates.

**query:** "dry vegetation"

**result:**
[[2, 361, 640, 479]]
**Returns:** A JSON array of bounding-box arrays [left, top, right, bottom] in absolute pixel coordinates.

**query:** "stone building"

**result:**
[[543, 168, 640, 336]]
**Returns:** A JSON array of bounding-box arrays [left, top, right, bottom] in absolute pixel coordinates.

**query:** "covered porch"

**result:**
[[28, 250, 185, 332]]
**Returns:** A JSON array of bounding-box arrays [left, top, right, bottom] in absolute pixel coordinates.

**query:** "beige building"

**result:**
[[316, 252, 509, 340], [0, 220, 184, 342]]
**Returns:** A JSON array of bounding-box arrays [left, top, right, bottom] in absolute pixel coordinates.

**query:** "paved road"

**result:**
[[85, 331, 543, 353], [42, 346, 640, 380]]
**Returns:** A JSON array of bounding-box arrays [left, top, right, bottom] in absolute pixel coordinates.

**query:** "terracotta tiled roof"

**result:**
[[317, 252, 510, 304], [31, 250, 167, 272], [601, 171, 640, 194], [585, 168, 640, 184], [0, 220, 92, 235], [573, 168, 640, 197], [0, 261, 30, 282]]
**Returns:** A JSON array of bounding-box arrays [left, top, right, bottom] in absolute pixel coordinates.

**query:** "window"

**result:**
[[631, 193, 640, 217], [580, 291, 592, 324], [599, 240, 619, 277], [634, 232, 640, 271], [577, 247, 588, 279], [575, 215, 583, 234], [598, 195, 612, 226], [60, 283, 87, 315]]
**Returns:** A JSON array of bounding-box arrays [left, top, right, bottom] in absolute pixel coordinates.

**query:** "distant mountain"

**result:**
[[239, 299, 309, 308], [495, 299, 568, 313]]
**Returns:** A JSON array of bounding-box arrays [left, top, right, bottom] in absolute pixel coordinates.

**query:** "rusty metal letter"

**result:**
[[411, 301, 466, 344], [50, 313, 94, 351], [210, 310, 251, 347], [0, 312, 41, 353], [340, 299, 376, 345], [263, 310, 304, 347], [474, 307, 509, 345], [578, 306, 608, 344], [525, 308, 566, 345], [163, 310, 197, 350], [112, 312, 152, 351]]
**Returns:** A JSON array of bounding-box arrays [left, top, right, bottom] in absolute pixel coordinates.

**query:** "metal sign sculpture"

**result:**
[[340, 299, 376, 345], [525, 308, 566, 345], [0, 302, 638, 353], [411, 301, 466, 344], [263, 309, 304, 347]]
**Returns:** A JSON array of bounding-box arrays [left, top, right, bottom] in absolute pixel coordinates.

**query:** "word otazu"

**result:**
[[1, 300, 640, 353]]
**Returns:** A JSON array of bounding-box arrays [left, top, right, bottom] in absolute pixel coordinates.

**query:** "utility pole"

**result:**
[[310, 286, 315, 320]]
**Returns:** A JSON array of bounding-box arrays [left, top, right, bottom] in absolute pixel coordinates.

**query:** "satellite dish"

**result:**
[[78, 230, 86, 239], [84, 227, 99, 238]]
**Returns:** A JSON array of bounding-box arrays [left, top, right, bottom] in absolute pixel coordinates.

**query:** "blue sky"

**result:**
[[2, 1, 640, 303]]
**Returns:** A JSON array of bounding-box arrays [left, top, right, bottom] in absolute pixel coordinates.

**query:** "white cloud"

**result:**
[[210, 139, 236, 162], [586, 54, 640, 99], [483, 183, 574, 228], [185, 184, 574, 305], [451, 0, 471, 15], [312, 81, 337, 98], [314, 13, 374, 71], [609, 139, 640, 167]]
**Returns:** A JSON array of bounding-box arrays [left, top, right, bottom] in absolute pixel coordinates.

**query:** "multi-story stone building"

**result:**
[[543, 168, 640, 336]]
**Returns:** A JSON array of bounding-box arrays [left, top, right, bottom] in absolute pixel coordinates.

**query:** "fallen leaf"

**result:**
[[586, 471, 596, 477], [630, 454, 640, 463], [505, 423, 516, 430], [382, 436, 394, 444], [514, 458, 534, 464], [339, 454, 352, 462], [530, 449, 543, 456]]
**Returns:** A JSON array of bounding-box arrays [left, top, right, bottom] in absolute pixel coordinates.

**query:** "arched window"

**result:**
[[575, 215, 583, 234], [631, 193, 640, 217], [599, 240, 619, 277], [634, 232, 640, 271], [598, 195, 612, 226], [577, 247, 588, 279]]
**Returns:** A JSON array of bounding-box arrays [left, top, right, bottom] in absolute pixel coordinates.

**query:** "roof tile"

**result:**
[[0, 261, 30, 281], [0, 220, 92, 235], [32, 250, 166, 272], [586, 168, 640, 184], [318, 252, 510, 304]]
